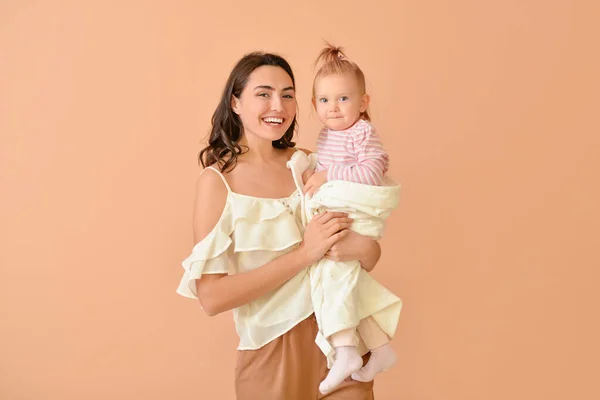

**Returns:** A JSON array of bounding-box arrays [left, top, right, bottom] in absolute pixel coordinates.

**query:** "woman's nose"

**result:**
[[271, 96, 283, 111]]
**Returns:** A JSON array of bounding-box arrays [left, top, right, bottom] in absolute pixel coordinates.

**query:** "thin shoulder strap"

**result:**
[[201, 165, 232, 193]]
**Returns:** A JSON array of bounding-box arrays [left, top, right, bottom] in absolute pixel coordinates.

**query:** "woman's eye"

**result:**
[[283, 94, 295, 99], [258, 93, 269, 98]]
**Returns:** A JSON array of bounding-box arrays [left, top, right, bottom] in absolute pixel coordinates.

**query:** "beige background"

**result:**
[[1, 1, 599, 399]]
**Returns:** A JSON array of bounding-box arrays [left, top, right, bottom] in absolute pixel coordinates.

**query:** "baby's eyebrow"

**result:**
[[316, 92, 352, 97]]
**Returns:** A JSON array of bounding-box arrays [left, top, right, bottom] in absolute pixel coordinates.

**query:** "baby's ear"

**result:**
[[360, 93, 371, 113]]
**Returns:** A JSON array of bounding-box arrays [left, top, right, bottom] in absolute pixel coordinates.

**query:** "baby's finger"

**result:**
[[303, 182, 313, 194]]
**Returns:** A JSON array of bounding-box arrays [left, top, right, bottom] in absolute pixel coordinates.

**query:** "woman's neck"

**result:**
[[238, 135, 281, 164]]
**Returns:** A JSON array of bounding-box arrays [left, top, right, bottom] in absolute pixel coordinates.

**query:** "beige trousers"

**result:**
[[235, 315, 375, 400]]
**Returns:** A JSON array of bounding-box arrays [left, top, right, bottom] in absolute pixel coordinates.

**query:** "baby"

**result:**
[[288, 44, 403, 394]]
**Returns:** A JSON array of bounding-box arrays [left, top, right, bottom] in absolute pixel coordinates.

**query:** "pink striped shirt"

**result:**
[[315, 119, 389, 186]]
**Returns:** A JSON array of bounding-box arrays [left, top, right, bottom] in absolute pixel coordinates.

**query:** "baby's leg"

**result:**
[[352, 316, 397, 382], [319, 328, 363, 395]]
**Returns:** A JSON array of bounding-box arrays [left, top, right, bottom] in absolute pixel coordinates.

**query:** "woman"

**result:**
[[177, 51, 382, 399]]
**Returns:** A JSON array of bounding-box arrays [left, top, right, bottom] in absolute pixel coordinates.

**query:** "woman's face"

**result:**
[[232, 66, 297, 143]]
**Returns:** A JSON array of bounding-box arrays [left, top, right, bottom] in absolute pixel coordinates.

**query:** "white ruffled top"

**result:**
[[176, 163, 313, 350]]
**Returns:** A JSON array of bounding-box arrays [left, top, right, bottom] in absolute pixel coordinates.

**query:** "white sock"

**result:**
[[351, 343, 397, 382], [319, 346, 363, 395]]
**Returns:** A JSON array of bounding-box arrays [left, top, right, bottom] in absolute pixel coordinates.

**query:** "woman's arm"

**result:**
[[324, 230, 381, 272], [198, 215, 352, 316], [193, 170, 352, 316], [197, 247, 311, 316]]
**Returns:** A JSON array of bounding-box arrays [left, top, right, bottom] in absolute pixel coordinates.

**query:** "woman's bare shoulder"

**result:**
[[193, 167, 229, 242], [196, 166, 228, 195]]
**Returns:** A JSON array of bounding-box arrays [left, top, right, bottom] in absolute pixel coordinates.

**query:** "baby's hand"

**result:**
[[303, 170, 328, 197], [302, 168, 315, 184]]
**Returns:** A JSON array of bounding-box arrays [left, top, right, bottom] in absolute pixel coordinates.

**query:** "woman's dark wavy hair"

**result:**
[[198, 52, 297, 172]]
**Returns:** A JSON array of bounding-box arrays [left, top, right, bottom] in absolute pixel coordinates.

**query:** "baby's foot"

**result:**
[[351, 343, 397, 382], [319, 346, 363, 394]]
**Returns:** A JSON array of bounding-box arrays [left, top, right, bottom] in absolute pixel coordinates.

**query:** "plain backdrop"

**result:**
[[1, 1, 599, 399]]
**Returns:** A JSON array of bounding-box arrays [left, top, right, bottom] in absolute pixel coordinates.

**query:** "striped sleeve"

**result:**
[[327, 123, 389, 185]]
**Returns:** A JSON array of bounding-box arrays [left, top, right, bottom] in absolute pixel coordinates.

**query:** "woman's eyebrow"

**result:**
[[254, 85, 295, 91]]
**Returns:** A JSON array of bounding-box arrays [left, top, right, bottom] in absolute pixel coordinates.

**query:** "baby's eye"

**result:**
[[319, 98, 328, 103], [340, 96, 349, 101]]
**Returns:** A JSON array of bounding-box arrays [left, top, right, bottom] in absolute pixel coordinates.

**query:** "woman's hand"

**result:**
[[299, 212, 353, 265], [324, 230, 381, 272]]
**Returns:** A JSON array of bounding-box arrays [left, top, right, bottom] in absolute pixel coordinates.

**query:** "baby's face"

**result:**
[[313, 72, 368, 131]]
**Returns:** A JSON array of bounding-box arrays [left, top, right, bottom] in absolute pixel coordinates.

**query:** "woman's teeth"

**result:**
[[263, 117, 283, 124]]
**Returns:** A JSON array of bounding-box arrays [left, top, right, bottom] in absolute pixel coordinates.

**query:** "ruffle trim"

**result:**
[[177, 193, 303, 298]]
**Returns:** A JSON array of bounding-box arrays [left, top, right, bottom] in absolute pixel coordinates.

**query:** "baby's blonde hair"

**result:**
[[312, 42, 370, 121]]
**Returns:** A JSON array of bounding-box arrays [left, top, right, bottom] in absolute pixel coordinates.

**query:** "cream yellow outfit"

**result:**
[[287, 151, 403, 367], [176, 163, 315, 350]]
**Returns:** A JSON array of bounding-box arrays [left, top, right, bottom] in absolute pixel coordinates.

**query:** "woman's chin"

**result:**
[[246, 130, 290, 143], [260, 125, 291, 140]]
